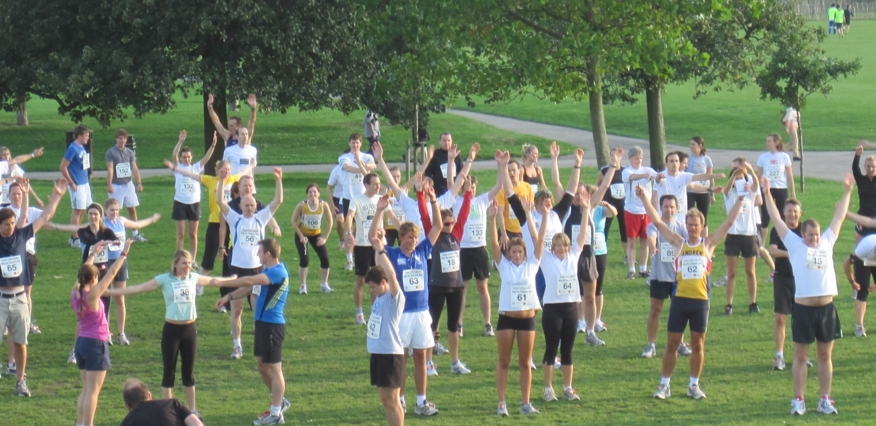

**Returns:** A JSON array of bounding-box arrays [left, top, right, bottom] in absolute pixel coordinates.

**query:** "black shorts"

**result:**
[[370, 353, 404, 388], [687, 192, 711, 220], [461, 247, 491, 281], [853, 256, 876, 302], [667, 297, 709, 334], [172, 201, 201, 221], [385, 229, 399, 247], [792, 303, 842, 344], [650, 280, 675, 300], [341, 198, 351, 216], [577, 246, 598, 283], [332, 197, 343, 213], [773, 274, 795, 314], [253, 321, 286, 364], [26, 253, 37, 283], [75, 337, 111, 371], [724, 234, 759, 258], [107, 257, 129, 282], [855, 224, 876, 237], [496, 314, 536, 331], [354, 245, 376, 277]]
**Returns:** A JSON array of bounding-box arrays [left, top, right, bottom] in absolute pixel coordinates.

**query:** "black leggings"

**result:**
[[541, 302, 578, 365], [201, 222, 220, 271], [687, 192, 711, 221], [602, 200, 627, 244], [294, 234, 330, 269], [429, 287, 464, 333], [161, 321, 197, 388], [595, 254, 608, 296], [761, 188, 788, 228]]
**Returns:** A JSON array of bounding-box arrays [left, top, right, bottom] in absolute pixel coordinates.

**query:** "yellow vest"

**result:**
[[299, 201, 324, 237], [674, 239, 711, 300]]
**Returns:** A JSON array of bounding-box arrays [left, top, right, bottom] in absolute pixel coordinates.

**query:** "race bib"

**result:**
[[556, 274, 576, 296], [593, 233, 607, 252], [89, 245, 108, 264], [610, 183, 625, 199], [543, 235, 553, 251], [766, 165, 782, 180], [806, 248, 827, 270], [530, 183, 539, 194], [172, 281, 194, 304], [181, 177, 197, 195], [81, 153, 91, 170], [367, 313, 382, 339], [350, 173, 364, 185], [440, 163, 449, 179], [303, 214, 321, 230], [680, 257, 705, 280], [0, 255, 22, 279], [115, 162, 132, 178], [468, 222, 486, 243], [440, 251, 460, 273], [511, 282, 534, 309], [239, 228, 260, 247], [223, 190, 232, 203], [109, 232, 126, 252], [403, 269, 424, 292], [251, 285, 262, 296], [660, 242, 675, 263]]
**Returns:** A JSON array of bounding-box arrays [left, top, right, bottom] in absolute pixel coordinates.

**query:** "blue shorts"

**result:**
[[75, 337, 111, 371]]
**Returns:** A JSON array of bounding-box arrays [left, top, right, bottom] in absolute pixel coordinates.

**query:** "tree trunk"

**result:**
[[586, 59, 610, 168], [14, 100, 28, 126], [645, 79, 666, 170], [203, 91, 228, 176], [797, 112, 805, 192]]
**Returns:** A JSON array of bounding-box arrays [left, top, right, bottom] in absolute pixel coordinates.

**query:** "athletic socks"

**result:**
[[417, 395, 426, 405], [270, 405, 281, 416], [689, 377, 699, 387], [232, 338, 241, 348], [346, 253, 353, 262], [660, 377, 670, 385], [356, 307, 363, 315], [777, 351, 783, 358]]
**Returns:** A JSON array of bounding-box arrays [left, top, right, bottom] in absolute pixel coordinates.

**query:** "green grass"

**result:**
[[0, 95, 568, 173], [456, 21, 876, 152], [2, 169, 874, 425]]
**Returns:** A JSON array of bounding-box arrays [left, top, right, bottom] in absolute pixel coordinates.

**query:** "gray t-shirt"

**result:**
[[105, 145, 137, 185], [687, 153, 714, 190], [366, 290, 405, 355], [647, 220, 688, 282]]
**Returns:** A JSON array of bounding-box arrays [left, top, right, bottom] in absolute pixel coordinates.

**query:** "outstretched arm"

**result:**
[[846, 212, 876, 229], [86, 240, 134, 309], [829, 174, 854, 237], [635, 186, 683, 247], [164, 160, 201, 180], [104, 279, 159, 297], [119, 213, 161, 230], [30, 179, 68, 233]]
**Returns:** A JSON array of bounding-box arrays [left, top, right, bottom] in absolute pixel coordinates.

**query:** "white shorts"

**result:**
[[399, 310, 434, 350], [69, 183, 93, 210], [108, 182, 140, 208]]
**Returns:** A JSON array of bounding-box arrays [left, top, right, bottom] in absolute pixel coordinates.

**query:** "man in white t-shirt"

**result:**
[[654, 151, 724, 224], [217, 168, 284, 360], [621, 146, 658, 279], [346, 173, 383, 324], [339, 134, 377, 270], [762, 173, 852, 416]]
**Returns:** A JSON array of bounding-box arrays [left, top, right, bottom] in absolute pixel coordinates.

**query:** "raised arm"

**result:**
[[246, 94, 258, 138], [164, 159, 201, 180], [198, 132, 218, 168], [829, 173, 854, 237], [206, 94, 231, 140], [447, 143, 479, 197], [373, 239, 401, 297], [488, 201, 503, 260], [120, 213, 161, 230], [531, 202, 548, 262], [372, 143, 404, 199], [785, 160, 796, 199], [86, 240, 133, 309], [369, 195, 390, 244], [424, 187, 442, 245], [30, 178, 67, 233], [635, 185, 683, 247], [576, 199, 591, 248], [853, 145, 864, 181], [446, 144, 459, 191], [549, 142, 563, 195], [593, 148, 622, 204], [216, 176, 231, 218], [268, 168, 284, 214], [171, 131, 186, 168], [566, 148, 584, 195]]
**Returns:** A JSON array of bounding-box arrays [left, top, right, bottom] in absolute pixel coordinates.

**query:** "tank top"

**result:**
[[522, 165, 541, 194], [72, 289, 109, 341], [674, 238, 711, 300], [429, 233, 463, 288], [299, 201, 323, 237]]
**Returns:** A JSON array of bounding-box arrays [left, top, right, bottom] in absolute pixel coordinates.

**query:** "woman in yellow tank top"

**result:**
[[291, 184, 334, 295], [635, 185, 745, 400]]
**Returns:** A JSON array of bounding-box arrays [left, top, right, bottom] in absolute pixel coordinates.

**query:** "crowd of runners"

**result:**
[[0, 96, 873, 424]]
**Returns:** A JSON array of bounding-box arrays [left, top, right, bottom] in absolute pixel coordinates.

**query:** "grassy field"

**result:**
[[456, 21, 876, 152], [1, 168, 873, 425], [0, 96, 566, 173]]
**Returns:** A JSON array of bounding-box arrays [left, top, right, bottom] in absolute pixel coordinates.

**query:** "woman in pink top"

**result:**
[[72, 240, 133, 426]]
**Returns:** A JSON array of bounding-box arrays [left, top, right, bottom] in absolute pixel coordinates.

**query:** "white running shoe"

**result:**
[[553, 357, 561, 369], [519, 402, 539, 414], [855, 324, 867, 337], [774, 354, 786, 371], [414, 401, 439, 416], [231, 346, 243, 360], [497, 402, 509, 417], [299, 285, 307, 295], [118, 333, 131, 346], [484, 323, 495, 337], [355, 313, 366, 325], [427, 360, 438, 376], [543, 387, 558, 402], [457, 324, 464, 338], [69, 237, 81, 248], [791, 398, 806, 415], [67, 349, 77, 364], [585, 331, 605, 346], [687, 384, 706, 400], [642, 344, 657, 359], [563, 388, 581, 401], [320, 283, 333, 293], [131, 234, 147, 243], [344, 260, 353, 271], [253, 412, 284, 425], [653, 383, 671, 399], [594, 320, 607, 332], [29, 323, 41, 334], [433, 341, 449, 355], [817, 397, 837, 414], [450, 360, 471, 374], [578, 320, 587, 333], [677, 342, 692, 356], [530, 358, 538, 370], [713, 276, 728, 287]]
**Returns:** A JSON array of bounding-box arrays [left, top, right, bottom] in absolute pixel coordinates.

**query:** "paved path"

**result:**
[[23, 110, 854, 185]]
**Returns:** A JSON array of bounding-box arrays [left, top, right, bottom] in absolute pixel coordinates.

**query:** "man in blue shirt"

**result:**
[[211, 238, 290, 425], [59, 125, 93, 247]]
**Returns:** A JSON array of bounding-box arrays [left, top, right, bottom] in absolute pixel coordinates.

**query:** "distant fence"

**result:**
[[794, 0, 876, 20]]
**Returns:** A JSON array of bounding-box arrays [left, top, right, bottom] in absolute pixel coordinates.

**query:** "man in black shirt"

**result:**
[[423, 133, 463, 197], [121, 379, 203, 426]]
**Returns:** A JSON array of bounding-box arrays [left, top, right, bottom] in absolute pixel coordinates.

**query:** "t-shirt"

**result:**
[[423, 150, 463, 197], [783, 228, 838, 298], [829, 6, 836, 20], [223, 144, 257, 176], [7, 206, 40, 255], [173, 163, 202, 204], [456, 193, 490, 248], [854, 235, 876, 265], [78, 227, 119, 268], [120, 399, 193, 426], [105, 145, 137, 185], [327, 165, 345, 200], [656, 172, 693, 223], [201, 174, 240, 223], [540, 242, 582, 305], [0, 163, 24, 204], [0, 225, 34, 286], [64, 142, 90, 185], [497, 256, 541, 312], [770, 225, 801, 277], [227, 208, 274, 269], [687, 153, 714, 191], [622, 166, 657, 214], [385, 240, 432, 313], [600, 165, 626, 203], [72, 289, 108, 341], [523, 209, 563, 255], [349, 193, 381, 246], [366, 290, 405, 355], [757, 151, 792, 188], [648, 220, 688, 282], [254, 263, 290, 324], [156, 273, 200, 321], [725, 185, 760, 236], [338, 152, 375, 200], [496, 182, 534, 234], [364, 110, 380, 139]]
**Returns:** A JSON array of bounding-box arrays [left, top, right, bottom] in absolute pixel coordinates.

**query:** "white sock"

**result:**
[[132, 230, 139, 236], [564, 386, 573, 392], [417, 395, 426, 405], [777, 351, 783, 358], [640, 265, 647, 273], [660, 377, 670, 385], [356, 307, 363, 315], [346, 253, 353, 262], [399, 395, 406, 404], [689, 377, 699, 387], [270, 405, 281, 416], [629, 267, 636, 273], [232, 338, 241, 348]]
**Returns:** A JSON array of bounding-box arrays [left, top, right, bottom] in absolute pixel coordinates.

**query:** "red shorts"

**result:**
[[624, 211, 650, 239]]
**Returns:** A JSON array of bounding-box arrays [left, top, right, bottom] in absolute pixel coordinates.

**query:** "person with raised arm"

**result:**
[[290, 184, 334, 295], [73, 239, 134, 426], [208, 238, 291, 425], [206, 93, 257, 147], [369, 190, 442, 416], [216, 168, 284, 360], [637, 183, 745, 401], [720, 161, 764, 315], [767, 199, 803, 370], [520, 144, 547, 194], [169, 130, 216, 266], [762, 173, 852, 416], [222, 121, 258, 178], [346, 172, 383, 325], [654, 151, 724, 224], [105, 129, 146, 242]]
